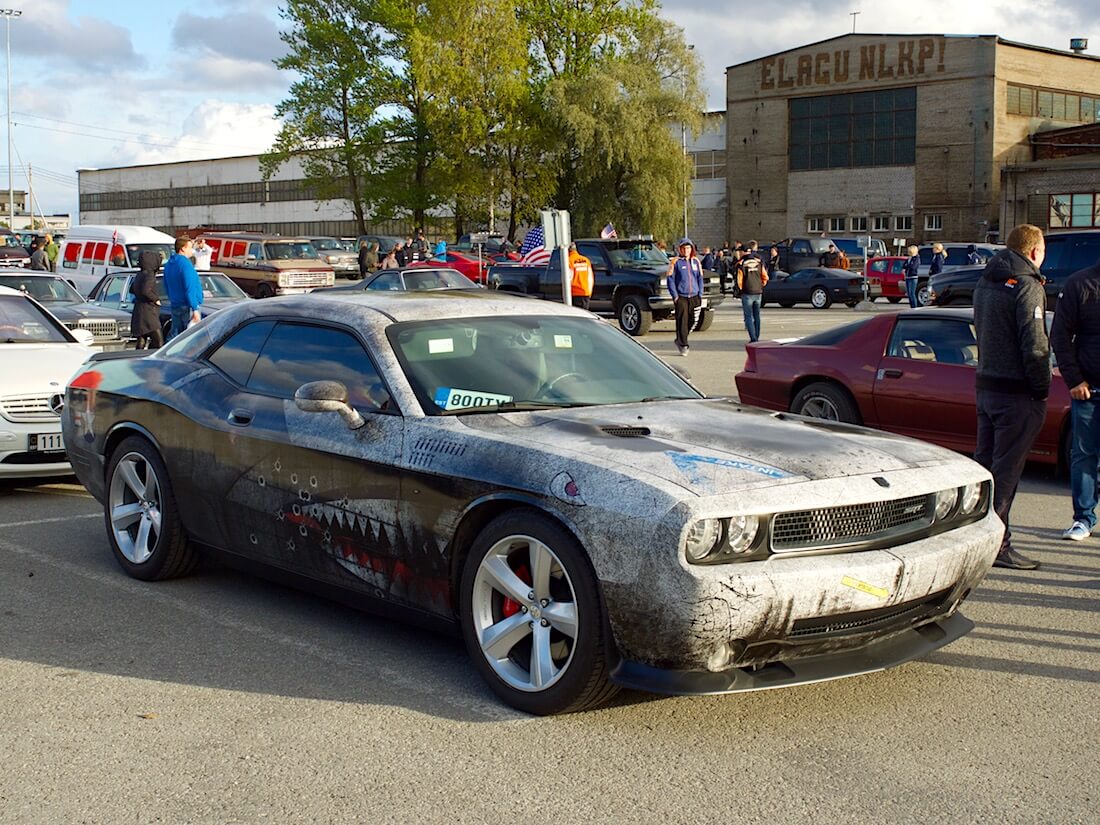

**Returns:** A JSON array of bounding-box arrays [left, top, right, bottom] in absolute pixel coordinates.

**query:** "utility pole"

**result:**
[[1, 9, 20, 231]]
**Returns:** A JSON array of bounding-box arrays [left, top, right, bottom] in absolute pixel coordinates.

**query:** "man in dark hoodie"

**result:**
[[1050, 255, 1100, 542], [973, 224, 1048, 570]]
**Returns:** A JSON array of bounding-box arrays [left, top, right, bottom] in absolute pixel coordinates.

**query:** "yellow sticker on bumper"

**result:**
[[841, 575, 890, 600]]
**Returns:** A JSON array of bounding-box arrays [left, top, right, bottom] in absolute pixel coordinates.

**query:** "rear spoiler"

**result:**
[[88, 349, 149, 362]]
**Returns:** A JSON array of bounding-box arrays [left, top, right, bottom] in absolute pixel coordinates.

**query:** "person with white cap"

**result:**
[[666, 237, 704, 355]]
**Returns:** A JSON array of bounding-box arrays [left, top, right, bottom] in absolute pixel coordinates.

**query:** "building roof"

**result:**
[[78, 153, 265, 174], [725, 33, 1100, 71]]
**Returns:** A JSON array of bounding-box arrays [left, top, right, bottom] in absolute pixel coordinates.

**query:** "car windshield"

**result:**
[[389, 315, 701, 414], [402, 269, 477, 290], [155, 272, 248, 302], [264, 242, 318, 260], [0, 295, 70, 343], [0, 275, 83, 303], [312, 238, 341, 251], [606, 243, 668, 267], [125, 244, 172, 268]]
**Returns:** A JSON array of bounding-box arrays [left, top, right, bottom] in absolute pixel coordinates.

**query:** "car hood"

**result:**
[[0, 343, 93, 393], [45, 303, 132, 323], [463, 399, 959, 495]]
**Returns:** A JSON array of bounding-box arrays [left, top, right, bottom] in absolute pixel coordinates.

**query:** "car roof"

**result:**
[[898, 306, 974, 320], [299, 288, 589, 323]]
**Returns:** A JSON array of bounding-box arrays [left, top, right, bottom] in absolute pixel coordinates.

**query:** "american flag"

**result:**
[[519, 226, 551, 266], [600, 223, 617, 239]]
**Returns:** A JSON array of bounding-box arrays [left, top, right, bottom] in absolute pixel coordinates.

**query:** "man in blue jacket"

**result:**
[[164, 237, 203, 339], [666, 238, 704, 356]]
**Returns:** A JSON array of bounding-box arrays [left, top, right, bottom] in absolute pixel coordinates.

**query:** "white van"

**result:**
[[58, 226, 175, 296]]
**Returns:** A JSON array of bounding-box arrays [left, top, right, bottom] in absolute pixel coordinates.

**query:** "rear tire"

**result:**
[[887, 296, 902, 304], [459, 510, 619, 715], [791, 382, 860, 423], [105, 436, 197, 581], [917, 281, 931, 307], [810, 287, 831, 309]]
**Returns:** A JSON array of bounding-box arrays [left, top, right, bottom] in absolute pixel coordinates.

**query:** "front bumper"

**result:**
[[611, 611, 973, 694], [0, 425, 72, 478]]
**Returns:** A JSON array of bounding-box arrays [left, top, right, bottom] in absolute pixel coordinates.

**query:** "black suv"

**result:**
[[928, 230, 1100, 309]]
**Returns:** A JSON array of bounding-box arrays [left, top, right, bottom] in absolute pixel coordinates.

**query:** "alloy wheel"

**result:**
[[811, 288, 828, 308], [799, 396, 840, 420], [620, 303, 639, 333], [108, 451, 163, 564], [470, 534, 579, 693]]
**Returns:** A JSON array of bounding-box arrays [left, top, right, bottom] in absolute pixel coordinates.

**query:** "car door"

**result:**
[[871, 316, 978, 450], [576, 242, 613, 311], [200, 319, 420, 606], [90, 274, 131, 312]]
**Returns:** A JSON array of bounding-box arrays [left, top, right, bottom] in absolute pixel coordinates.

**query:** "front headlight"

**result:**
[[959, 482, 983, 515], [326, 255, 338, 263], [934, 488, 959, 520], [725, 515, 760, 554], [685, 518, 722, 562]]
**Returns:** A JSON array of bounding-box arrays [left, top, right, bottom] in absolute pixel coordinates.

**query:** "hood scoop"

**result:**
[[600, 425, 652, 438]]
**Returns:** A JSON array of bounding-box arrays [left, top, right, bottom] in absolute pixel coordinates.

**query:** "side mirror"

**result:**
[[71, 328, 95, 346], [245, 254, 257, 262], [294, 381, 365, 429]]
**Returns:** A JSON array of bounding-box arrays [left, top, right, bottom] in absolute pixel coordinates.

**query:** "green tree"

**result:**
[[261, 0, 389, 235], [524, 1, 703, 238]]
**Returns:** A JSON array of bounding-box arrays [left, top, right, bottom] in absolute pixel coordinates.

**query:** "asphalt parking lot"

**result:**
[[0, 299, 1096, 824]]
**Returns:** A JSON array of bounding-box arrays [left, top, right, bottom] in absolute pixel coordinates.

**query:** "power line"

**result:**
[[12, 111, 266, 151]]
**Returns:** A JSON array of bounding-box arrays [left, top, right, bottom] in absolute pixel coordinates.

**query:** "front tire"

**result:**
[[917, 280, 931, 307], [693, 308, 715, 332], [810, 287, 831, 309], [617, 295, 652, 336], [105, 436, 197, 581], [791, 382, 860, 423], [459, 510, 618, 715], [887, 296, 902, 304]]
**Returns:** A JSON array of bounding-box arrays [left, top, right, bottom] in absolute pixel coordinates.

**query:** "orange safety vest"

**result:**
[[569, 251, 594, 297]]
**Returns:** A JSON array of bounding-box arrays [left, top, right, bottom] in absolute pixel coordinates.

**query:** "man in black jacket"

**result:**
[[973, 224, 1048, 570], [1050, 258, 1100, 541]]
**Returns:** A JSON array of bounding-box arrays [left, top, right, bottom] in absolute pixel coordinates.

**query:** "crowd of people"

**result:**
[[357, 229, 433, 277]]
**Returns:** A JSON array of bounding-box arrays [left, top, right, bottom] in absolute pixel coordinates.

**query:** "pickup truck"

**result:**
[[486, 238, 725, 336]]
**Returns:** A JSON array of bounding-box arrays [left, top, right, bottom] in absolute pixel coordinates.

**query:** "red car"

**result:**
[[410, 251, 490, 283], [865, 256, 909, 303], [734, 307, 1070, 467]]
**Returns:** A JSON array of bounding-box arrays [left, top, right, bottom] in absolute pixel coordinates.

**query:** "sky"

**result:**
[[9, 0, 1100, 218]]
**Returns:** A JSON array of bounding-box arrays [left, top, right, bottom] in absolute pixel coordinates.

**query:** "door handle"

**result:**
[[228, 408, 254, 426], [878, 368, 904, 379]]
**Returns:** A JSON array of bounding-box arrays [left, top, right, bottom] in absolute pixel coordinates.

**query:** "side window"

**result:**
[[888, 319, 978, 365], [248, 243, 262, 259], [82, 243, 96, 264], [99, 276, 129, 306], [110, 244, 127, 267], [62, 243, 81, 269], [248, 322, 391, 410], [945, 248, 969, 266], [918, 248, 932, 264], [367, 272, 400, 291], [1067, 238, 1100, 273], [207, 321, 276, 386], [576, 242, 604, 264], [891, 260, 906, 274], [1041, 236, 1068, 276], [869, 260, 887, 273], [91, 243, 109, 265], [206, 239, 222, 263], [792, 240, 812, 255]]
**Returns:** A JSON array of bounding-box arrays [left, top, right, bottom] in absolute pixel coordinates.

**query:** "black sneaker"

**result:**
[[992, 548, 1040, 570]]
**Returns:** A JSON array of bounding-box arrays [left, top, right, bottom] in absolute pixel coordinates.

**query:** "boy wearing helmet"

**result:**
[[666, 237, 704, 355]]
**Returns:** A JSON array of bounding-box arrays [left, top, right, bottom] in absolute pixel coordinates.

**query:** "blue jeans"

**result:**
[[904, 277, 919, 308], [169, 306, 192, 340], [1070, 398, 1100, 528], [741, 293, 762, 342]]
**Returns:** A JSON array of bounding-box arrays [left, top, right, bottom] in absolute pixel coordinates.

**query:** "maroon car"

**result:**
[[734, 307, 1070, 467]]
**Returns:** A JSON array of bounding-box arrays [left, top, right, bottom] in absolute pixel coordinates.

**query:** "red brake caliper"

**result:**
[[501, 564, 531, 618]]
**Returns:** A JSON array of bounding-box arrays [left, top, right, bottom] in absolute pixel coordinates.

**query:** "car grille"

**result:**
[[770, 494, 933, 552], [284, 272, 334, 288], [64, 319, 119, 341], [788, 588, 952, 640], [0, 394, 58, 422]]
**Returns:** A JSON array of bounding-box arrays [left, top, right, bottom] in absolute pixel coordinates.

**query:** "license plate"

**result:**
[[30, 433, 64, 453]]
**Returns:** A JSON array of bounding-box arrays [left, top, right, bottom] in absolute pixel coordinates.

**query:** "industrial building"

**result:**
[[724, 33, 1100, 248]]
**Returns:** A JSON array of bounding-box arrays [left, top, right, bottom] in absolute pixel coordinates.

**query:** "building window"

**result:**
[[807, 217, 825, 233], [895, 215, 913, 232], [1051, 194, 1100, 228], [690, 150, 727, 180], [850, 216, 868, 232], [872, 216, 890, 232], [789, 87, 916, 172], [924, 214, 943, 231], [829, 217, 846, 232], [1008, 83, 1100, 123]]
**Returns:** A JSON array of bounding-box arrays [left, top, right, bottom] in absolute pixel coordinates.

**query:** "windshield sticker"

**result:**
[[428, 338, 454, 354], [433, 387, 514, 411], [667, 451, 792, 483], [554, 335, 573, 349]]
